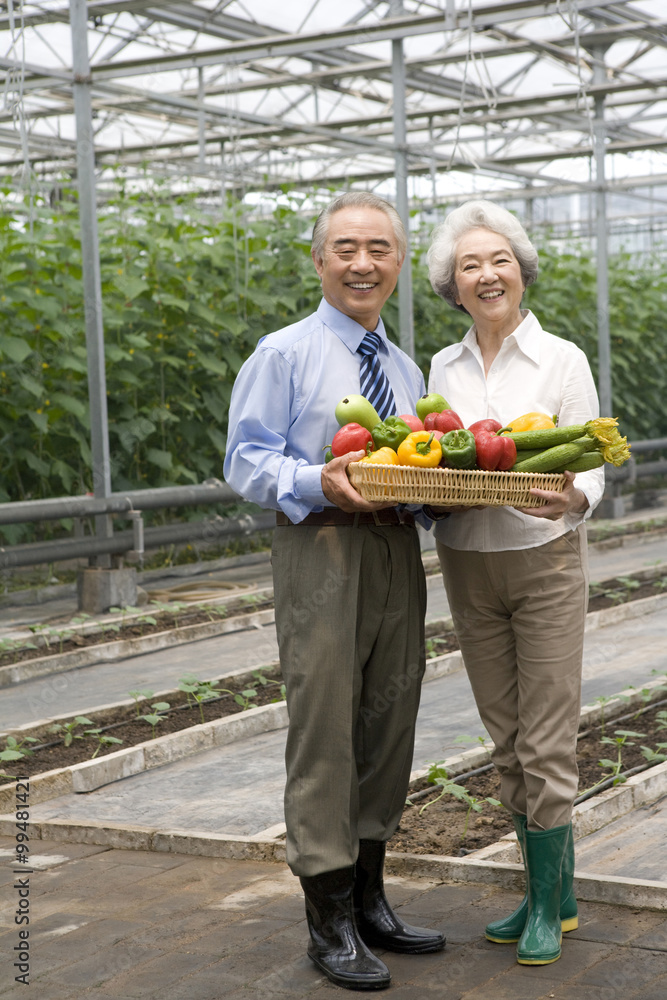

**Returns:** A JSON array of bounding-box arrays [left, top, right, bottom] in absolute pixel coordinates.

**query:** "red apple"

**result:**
[[398, 413, 425, 433]]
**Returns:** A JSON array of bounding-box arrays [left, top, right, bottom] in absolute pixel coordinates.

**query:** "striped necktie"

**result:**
[[357, 331, 397, 422]]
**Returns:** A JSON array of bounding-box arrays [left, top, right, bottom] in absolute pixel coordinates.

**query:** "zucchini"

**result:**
[[512, 438, 592, 473], [502, 425, 587, 450], [510, 437, 597, 472], [552, 451, 604, 474], [509, 448, 548, 469]]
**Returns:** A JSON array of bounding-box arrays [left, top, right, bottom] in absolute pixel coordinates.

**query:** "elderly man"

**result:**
[[224, 192, 444, 990]]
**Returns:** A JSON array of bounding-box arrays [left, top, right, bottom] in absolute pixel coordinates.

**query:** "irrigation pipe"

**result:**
[[407, 696, 667, 806], [146, 580, 252, 603]]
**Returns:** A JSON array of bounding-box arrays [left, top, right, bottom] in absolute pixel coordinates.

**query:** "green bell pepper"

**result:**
[[372, 415, 413, 452], [440, 428, 477, 469]]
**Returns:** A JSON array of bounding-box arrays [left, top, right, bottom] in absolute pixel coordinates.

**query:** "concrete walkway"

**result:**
[[1, 836, 666, 1000], [14, 602, 667, 845], [3, 526, 667, 733], [2, 511, 667, 998]]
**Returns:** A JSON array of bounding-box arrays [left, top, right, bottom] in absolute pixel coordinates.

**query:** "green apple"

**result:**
[[415, 392, 450, 422], [335, 394, 382, 433]]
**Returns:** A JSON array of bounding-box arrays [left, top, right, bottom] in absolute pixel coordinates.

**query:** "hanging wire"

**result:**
[[447, 0, 475, 170], [3, 0, 34, 223], [557, 0, 596, 154]]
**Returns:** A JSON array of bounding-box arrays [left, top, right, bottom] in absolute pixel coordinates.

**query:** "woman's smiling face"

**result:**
[[453, 227, 525, 333]]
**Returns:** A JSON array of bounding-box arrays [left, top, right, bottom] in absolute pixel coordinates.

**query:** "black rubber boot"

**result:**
[[300, 866, 391, 990], [354, 840, 446, 954]]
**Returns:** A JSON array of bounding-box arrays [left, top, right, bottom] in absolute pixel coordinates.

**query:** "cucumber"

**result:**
[[510, 448, 552, 470], [510, 437, 598, 472], [552, 451, 604, 473], [502, 425, 587, 450], [511, 438, 592, 473]]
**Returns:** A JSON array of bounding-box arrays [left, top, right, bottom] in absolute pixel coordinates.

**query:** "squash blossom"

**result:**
[[584, 417, 631, 466]]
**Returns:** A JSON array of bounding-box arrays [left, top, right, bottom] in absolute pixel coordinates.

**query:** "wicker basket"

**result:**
[[348, 463, 565, 508]]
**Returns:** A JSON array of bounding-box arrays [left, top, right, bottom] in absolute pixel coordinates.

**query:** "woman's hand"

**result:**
[[520, 471, 589, 521]]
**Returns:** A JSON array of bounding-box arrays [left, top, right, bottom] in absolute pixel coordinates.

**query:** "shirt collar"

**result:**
[[508, 310, 542, 364], [457, 309, 542, 364], [317, 298, 390, 354]]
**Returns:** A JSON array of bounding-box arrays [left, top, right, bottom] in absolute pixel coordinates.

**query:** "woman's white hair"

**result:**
[[426, 200, 539, 312]]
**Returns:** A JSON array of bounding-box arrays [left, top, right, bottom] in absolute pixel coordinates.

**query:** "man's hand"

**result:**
[[520, 471, 589, 521], [321, 450, 396, 513]]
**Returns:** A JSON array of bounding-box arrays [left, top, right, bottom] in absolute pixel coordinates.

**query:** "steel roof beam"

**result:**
[[76, 2, 626, 82]]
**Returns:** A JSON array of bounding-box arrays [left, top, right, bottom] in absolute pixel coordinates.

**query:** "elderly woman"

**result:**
[[426, 200, 605, 966]]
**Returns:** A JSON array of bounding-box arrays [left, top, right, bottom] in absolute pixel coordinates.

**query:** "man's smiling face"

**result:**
[[312, 206, 404, 331]]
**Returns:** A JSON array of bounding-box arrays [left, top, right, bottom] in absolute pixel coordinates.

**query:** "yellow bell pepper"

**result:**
[[358, 446, 399, 465], [506, 411, 556, 432], [396, 431, 442, 468]]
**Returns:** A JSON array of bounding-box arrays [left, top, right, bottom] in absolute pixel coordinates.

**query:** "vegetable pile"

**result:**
[[327, 393, 631, 474]]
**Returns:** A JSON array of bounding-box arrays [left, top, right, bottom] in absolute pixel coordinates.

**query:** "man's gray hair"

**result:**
[[312, 191, 407, 262], [427, 200, 539, 312]]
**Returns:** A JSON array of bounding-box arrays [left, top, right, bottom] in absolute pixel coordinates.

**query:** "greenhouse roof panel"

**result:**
[[0, 0, 665, 215]]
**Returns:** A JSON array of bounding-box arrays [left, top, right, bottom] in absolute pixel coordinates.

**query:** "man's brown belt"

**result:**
[[275, 509, 415, 527]]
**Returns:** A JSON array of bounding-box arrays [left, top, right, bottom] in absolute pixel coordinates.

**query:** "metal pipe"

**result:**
[[0, 480, 241, 525], [390, 0, 415, 359], [593, 44, 612, 417], [198, 66, 206, 168], [69, 0, 113, 566], [0, 512, 276, 569], [628, 438, 667, 453], [606, 458, 667, 483]]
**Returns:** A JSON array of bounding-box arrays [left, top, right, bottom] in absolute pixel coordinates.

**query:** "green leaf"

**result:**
[[206, 427, 227, 452], [115, 274, 149, 300], [0, 335, 32, 362], [27, 411, 49, 434], [145, 447, 173, 470], [198, 355, 228, 377], [49, 392, 87, 418]]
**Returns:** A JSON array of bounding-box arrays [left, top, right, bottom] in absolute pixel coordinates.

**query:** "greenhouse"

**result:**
[[1, 5, 667, 998], [2, 0, 666, 520]]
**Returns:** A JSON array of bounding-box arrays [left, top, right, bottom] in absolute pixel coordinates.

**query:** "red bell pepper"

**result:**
[[468, 418, 503, 436], [330, 422, 373, 458], [424, 409, 464, 433], [474, 430, 517, 471]]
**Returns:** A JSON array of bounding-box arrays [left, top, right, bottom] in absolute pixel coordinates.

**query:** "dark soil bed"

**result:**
[[3, 671, 285, 777], [6, 684, 667, 866], [2, 569, 665, 674], [0, 598, 273, 668], [3, 564, 667, 857], [387, 699, 667, 858]]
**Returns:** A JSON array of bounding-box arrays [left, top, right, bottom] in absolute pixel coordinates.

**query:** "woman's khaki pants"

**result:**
[[436, 526, 588, 831]]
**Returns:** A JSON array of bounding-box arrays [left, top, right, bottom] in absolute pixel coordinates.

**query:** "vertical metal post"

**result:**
[[593, 46, 612, 417], [69, 0, 113, 562], [198, 67, 206, 169], [390, 0, 414, 358]]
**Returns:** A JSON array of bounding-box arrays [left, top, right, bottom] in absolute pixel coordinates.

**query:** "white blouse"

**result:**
[[428, 310, 605, 551]]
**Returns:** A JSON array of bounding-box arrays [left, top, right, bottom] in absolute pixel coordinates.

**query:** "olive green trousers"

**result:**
[[437, 526, 588, 831], [273, 522, 426, 877]]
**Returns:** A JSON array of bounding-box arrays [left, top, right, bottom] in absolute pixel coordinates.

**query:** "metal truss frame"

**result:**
[[1, 0, 665, 537], [0, 0, 665, 211]]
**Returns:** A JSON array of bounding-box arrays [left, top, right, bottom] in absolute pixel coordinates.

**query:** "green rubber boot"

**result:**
[[516, 823, 569, 966], [485, 818, 578, 943], [485, 815, 528, 944]]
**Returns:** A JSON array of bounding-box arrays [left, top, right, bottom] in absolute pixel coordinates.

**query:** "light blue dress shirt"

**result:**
[[224, 299, 426, 524]]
